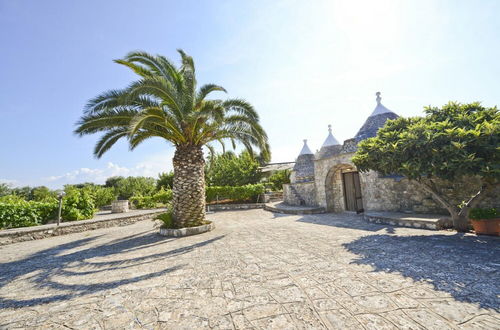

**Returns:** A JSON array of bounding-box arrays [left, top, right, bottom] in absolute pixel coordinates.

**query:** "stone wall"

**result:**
[[360, 171, 500, 214], [283, 182, 317, 206], [0, 210, 165, 246]]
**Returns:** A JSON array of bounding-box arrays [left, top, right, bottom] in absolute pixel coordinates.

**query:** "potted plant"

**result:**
[[469, 208, 500, 236]]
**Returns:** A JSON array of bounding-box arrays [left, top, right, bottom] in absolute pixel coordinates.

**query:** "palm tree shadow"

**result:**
[[0, 232, 225, 308], [342, 233, 500, 309]]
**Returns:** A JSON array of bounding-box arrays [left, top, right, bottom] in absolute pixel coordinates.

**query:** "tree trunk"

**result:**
[[172, 145, 206, 228], [413, 179, 493, 232], [451, 213, 470, 232]]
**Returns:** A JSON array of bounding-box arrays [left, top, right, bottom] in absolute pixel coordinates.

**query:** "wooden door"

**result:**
[[342, 172, 363, 212]]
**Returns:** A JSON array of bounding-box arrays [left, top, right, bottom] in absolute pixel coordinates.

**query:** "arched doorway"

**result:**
[[325, 164, 363, 212]]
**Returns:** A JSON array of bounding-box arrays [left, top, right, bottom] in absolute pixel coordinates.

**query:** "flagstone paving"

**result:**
[[0, 209, 499, 329]]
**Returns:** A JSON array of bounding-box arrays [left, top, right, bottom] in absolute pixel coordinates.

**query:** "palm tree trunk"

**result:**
[[172, 145, 206, 228]]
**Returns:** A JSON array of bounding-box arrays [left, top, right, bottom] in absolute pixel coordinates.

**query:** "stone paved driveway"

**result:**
[[0, 209, 499, 329]]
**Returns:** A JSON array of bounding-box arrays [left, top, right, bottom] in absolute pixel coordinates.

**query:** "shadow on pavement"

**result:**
[[0, 232, 224, 308], [343, 233, 500, 309]]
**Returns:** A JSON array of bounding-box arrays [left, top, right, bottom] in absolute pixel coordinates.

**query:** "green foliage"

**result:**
[[157, 172, 174, 190], [153, 188, 173, 204], [0, 200, 57, 229], [130, 195, 156, 209], [206, 151, 261, 186], [206, 184, 265, 203], [130, 188, 173, 209], [105, 176, 125, 188], [31, 186, 58, 202], [61, 188, 96, 221], [10, 186, 32, 200], [85, 185, 117, 208], [155, 210, 174, 229], [114, 176, 156, 200], [469, 208, 499, 220], [267, 170, 291, 191], [353, 102, 499, 182], [0, 195, 26, 203], [74, 50, 270, 161], [0, 183, 11, 197]]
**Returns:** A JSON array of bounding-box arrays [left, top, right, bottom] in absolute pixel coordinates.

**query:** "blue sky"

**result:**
[[1, 0, 499, 188]]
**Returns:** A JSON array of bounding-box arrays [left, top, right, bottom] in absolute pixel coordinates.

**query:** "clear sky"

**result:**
[[1, 0, 499, 189]]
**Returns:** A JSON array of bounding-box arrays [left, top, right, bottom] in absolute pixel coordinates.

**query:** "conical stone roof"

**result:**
[[316, 125, 342, 159], [293, 140, 315, 182], [355, 92, 399, 142]]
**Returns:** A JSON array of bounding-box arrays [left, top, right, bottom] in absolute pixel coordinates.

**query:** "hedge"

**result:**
[[206, 184, 265, 203], [0, 189, 96, 229], [0, 201, 57, 229], [130, 189, 173, 209]]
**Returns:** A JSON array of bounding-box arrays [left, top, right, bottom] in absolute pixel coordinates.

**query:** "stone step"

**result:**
[[264, 202, 326, 215], [363, 212, 452, 230]]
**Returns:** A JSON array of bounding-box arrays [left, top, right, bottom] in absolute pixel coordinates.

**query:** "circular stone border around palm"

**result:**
[[159, 221, 215, 237]]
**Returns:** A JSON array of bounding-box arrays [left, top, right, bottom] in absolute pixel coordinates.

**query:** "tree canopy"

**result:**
[[206, 151, 262, 186], [353, 102, 499, 231]]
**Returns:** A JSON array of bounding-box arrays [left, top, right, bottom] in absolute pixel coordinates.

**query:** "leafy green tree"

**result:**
[[206, 151, 261, 186], [157, 171, 174, 190], [114, 176, 156, 200], [75, 50, 269, 227], [10, 186, 31, 200], [0, 183, 11, 197], [31, 186, 57, 202], [105, 176, 125, 188], [268, 169, 291, 191], [353, 102, 499, 231]]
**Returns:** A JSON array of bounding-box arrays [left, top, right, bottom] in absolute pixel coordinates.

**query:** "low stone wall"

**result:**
[[0, 209, 165, 246], [206, 203, 265, 211], [284, 182, 317, 206]]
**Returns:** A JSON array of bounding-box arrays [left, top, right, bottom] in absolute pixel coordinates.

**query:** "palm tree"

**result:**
[[75, 50, 269, 228]]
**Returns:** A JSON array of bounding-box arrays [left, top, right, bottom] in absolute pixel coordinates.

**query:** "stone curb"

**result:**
[[363, 212, 451, 230], [0, 210, 165, 246], [264, 203, 326, 215], [206, 203, 265, 211], [159, 221, 215, 237]]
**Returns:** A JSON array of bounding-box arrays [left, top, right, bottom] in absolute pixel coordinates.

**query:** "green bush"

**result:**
[[61, 188, 96, 221], [153, 188, 173, 204], [206, 151, 262, 187], [130, 189, 173, 209], [86, 185, 117, 208], [206, 184, 265, 203], [0, 195, 26, 203], [469, 208, 499, 220], [155, 210, 174, 228], [157, 172, 174, 190], [130, 195, 156, 209], [115, 176, 157, 200], [268, 170, 291, 191], [0, 200, 57, 229]]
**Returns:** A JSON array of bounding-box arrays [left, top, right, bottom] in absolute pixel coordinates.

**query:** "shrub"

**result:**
[[268, 170, 291, 191], [469, 208, 499, 220], [0, 200, 57, 229], [31, 186, 58, 202], [157, 172, 174, 190], [155, 210, 174, 228], [206, 184, 265, 203], [115, 176, 157, 200], [153, 188, 173, 205], [130, 195, 156, 209], [206, 151, 262, 187], [0, 195, 26, 203], [61, 188, 96, 221], [130, 189, 173, 209]]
